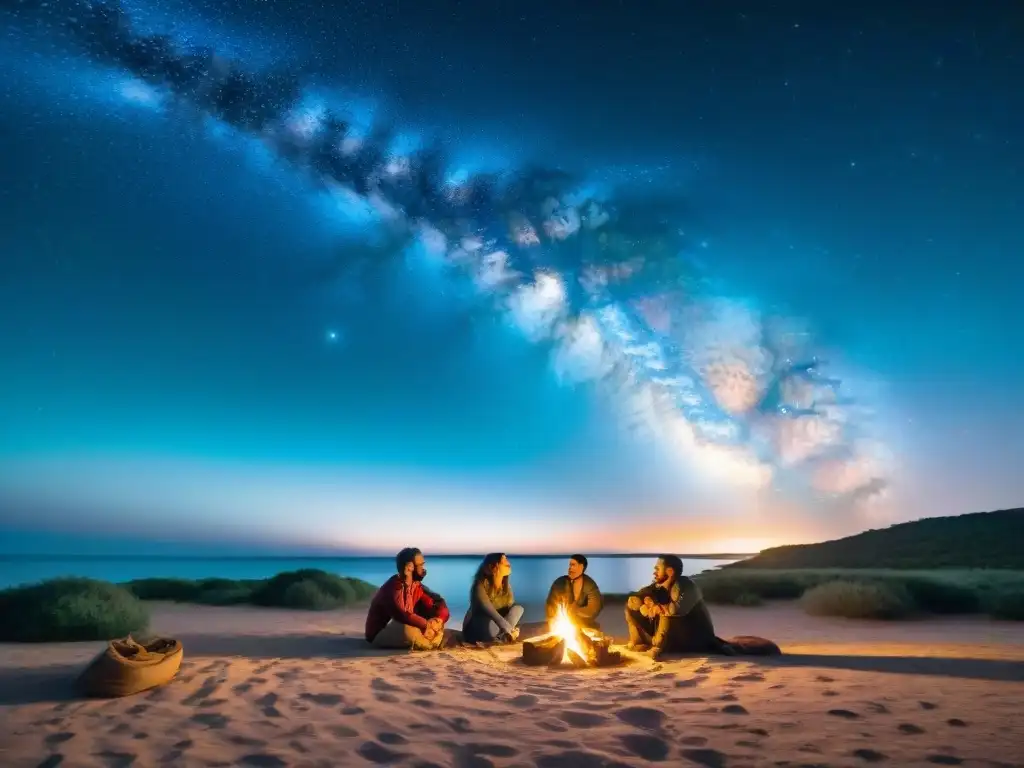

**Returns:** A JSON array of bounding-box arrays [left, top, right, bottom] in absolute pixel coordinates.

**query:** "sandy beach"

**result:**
[[1, 602, 1022, 768]]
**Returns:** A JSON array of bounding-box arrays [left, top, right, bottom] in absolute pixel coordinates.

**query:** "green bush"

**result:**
[[250, 569, 377, 610], [800, 580, 915, 620], [124, 576, 263, 605], [0, 578, 150, 642], [898, 577, 979, 614], [124, 578, 203, 602], [985, 590, 1024, 620]]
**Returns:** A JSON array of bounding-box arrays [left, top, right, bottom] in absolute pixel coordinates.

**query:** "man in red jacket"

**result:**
[[365, 547, 451, 650]]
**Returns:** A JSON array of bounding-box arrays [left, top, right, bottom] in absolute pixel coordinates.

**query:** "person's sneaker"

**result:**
[[626, 643, 651, 652]]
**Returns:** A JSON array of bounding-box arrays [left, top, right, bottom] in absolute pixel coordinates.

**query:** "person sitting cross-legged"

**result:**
[[462, 553, 525, 644], [624, 554, 723, 659], [365, 547, 450, 651]]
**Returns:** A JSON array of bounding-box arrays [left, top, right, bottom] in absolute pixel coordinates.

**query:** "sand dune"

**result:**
[[1, 602, 1022, 768]]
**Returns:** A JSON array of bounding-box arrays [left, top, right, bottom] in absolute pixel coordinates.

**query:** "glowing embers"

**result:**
[[522, 604, 622, 668]]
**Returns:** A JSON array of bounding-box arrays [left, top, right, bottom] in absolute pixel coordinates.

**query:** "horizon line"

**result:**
[[0, 552, 758, 560]]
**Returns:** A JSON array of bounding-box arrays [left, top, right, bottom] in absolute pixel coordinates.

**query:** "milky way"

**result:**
[[5, 0, 890, 507]]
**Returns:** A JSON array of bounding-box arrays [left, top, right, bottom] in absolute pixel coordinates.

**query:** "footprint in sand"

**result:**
[[509, 694, 539, 708], [376, 693, 401, 704], [558, 711, 609, 728], [467, 689, 499, 701], [190, 713, 229, 729], [357, 740, 407, 764], [867, 702, 890, 714], [919, 701, 939, 710], [731, 672, 765, 683], [816, 675, 835, 683], [371, 678, 403, 693], [680, 748, 727, 767], [717, 693, 738, 702], [926, 756, 963, 765], [44, 732, 75, 746], [852, 748, 888, 762], [946, 718, 967, 727], [299, 692, 343, 707], [681, 736, 708, 746], [898, 723, 925, 735], [619, 733, 670, 761], [229, 735, 268, 748], [238, 754, 288, 767], [827, 709, 861, 720], [747, 727, 769, 737], [342, 705, 367, 715], [255, 693, 281, 718], [615, 706, 665, 730], [721, 704, 749, 715], [378, 732, 408, 745]]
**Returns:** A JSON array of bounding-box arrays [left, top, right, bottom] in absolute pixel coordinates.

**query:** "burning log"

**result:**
[[521, 606, 623, 668], [522, 633, 565, 666]]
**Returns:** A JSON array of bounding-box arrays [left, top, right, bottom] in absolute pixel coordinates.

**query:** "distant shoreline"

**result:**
[[0, 553, 754, 561]]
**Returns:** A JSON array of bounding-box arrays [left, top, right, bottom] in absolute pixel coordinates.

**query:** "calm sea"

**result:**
[[0, 555, 739, 619]]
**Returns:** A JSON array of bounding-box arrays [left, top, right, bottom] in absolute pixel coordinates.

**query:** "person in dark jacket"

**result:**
[[624, 554, 722, 659], [545, 553, 604, 629], [462, 553, 525, 643], [365, 547, 451, 650]]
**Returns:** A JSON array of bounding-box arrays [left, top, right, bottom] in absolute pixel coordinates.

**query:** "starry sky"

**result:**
[[0, 0, 1021, 556]]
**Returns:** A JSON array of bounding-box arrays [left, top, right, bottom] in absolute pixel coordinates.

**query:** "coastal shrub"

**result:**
[[800, 580, 915, 620], [0, 578, 150, 642], [985, 589, 1024, 620], [897, 577, 979, 614], [124, 577, 260, 605], [124, 578, 203, 602], [250, 569, 377, 610], [695, 571, 816, 603]]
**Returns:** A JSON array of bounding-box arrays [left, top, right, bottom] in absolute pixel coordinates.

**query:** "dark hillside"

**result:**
[[726, 509, 1024, 570]]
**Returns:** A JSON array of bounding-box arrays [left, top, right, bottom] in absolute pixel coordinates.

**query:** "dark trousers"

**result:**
[[624, 605, 720, 653]]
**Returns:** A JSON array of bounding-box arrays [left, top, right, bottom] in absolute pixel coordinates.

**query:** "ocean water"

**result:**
[[0, 555, 738, 619]]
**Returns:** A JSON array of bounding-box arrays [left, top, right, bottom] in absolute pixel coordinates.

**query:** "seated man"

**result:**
[[545, 553, 603, 629], [365, 547, 450, 650], [624, 554, 721, 659]]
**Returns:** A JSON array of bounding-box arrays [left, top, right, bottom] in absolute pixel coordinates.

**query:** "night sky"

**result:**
[[1, 0, 1021, 555]]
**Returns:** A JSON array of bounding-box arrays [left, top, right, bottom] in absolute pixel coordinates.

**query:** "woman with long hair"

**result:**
[[462, 553, 525, 644]]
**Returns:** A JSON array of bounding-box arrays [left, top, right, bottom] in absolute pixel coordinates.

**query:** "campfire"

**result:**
[[522, 605, 622, 668]]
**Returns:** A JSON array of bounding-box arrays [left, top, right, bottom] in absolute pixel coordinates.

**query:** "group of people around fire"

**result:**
[[364, 548, 724, 659]]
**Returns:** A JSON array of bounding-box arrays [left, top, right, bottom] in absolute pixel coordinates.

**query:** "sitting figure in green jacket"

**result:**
[[625, 554, 722, 659], [545, 553, 604, 630]]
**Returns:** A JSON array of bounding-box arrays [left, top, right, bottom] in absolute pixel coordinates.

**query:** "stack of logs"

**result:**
[[522, 627, 623, 668]]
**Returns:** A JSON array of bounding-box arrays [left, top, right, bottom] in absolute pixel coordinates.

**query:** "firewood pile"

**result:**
[[522, 626, 622, 668]]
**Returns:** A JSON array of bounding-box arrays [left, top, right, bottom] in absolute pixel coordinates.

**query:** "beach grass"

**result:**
[[123, 568, 377, 610], [690, 567, 1024, 619], [0, 569, 380, 642]]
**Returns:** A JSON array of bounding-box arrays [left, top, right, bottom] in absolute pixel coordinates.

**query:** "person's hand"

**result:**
[[508, 627, 520, 642], [643, 596, 654, 607], [627, 596, 642, 610], [427, 618, 444, 635], [423, 626, 437, 642]]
